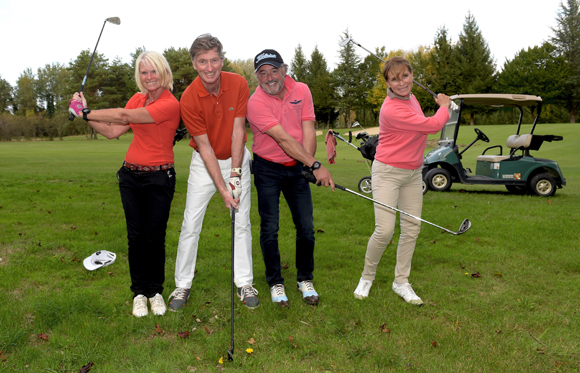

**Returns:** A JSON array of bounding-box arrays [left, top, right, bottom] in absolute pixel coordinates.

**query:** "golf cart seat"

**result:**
[[476, 134, 532, 162]]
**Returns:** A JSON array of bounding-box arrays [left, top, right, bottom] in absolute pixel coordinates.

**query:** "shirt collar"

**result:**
[[387, 87, 411, 101]]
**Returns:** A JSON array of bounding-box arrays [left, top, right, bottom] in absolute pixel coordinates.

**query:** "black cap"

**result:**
[[254, 49, 284, 72]]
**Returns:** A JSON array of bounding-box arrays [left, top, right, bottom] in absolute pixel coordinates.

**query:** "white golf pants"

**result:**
[[174, 147, 253, 289]]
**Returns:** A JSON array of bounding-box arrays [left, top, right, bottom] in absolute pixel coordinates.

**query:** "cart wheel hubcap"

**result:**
[[537, 180, 552, 194], [433, 175, 448, 188]]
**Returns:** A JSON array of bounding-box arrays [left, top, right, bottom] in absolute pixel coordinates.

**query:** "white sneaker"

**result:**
[[149, 293, 167, 316], [392, 282, 423, 306], [354, 278, 373, 299], [132, 294, 148, 317]]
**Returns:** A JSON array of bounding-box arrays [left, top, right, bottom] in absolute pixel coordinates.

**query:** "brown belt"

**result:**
[[123, 161, 174, 172]]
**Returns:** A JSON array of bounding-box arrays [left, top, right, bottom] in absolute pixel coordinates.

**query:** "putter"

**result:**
[[301, 169, 471, 235], [228, 206, 235, 361], [340, 37, 459, 111], [69, 17, 121, 121]]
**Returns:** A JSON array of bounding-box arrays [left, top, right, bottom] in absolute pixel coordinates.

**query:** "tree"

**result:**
[[497, 42, 567, 121], [334, 30, 363, 127], [101, 57, 133, 109], [0, 76, 12, 113], [455, 12, 497, 125], [163, 47, 197, 100], [427, 27, 460, 97], [550, 0, 580, 122], [290, 44, 309, 83], [307, 46, 336, 128], [230, 58, 258, 96], [14, 68, 38, 117], [358, 47, 386, 125], [36, 63, 69, 117]]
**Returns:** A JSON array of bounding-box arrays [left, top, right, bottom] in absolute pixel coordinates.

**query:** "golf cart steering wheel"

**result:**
[[474, 128, 490, 143]]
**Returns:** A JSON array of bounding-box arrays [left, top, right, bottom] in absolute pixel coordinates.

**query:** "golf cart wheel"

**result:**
[[426, 168, 452, 192], [505, 185, 527, 194], [422, 180, 428, 195], [358, 176, 372, 194], [529, 173, 556, 197]]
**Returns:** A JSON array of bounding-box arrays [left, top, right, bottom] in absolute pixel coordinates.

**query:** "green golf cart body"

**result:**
[[422, 94, 566, 197]]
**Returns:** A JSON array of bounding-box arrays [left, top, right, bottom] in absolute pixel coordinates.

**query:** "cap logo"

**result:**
[[256, 53, 277, 62]]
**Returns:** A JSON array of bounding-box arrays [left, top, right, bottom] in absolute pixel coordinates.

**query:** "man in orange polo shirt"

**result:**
[[168, 34, 258, 310]]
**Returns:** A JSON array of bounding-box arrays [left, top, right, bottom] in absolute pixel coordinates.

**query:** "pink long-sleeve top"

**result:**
[[374, 89, 450, 170]]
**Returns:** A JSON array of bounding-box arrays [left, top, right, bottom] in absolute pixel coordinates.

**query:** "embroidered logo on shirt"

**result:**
[[229, 107, 234, 111], [290, 100, 302, 105]]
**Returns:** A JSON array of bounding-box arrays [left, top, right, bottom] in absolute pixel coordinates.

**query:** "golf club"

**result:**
[[69, 17, 121, 121], [302, 169, 471, 235], [340, 37, 459, 111], [228, 206, 235, 361]]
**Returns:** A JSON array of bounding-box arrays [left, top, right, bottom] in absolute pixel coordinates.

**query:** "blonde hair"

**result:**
[[382, 56, 413, 83], [134, 51, 173, 93]]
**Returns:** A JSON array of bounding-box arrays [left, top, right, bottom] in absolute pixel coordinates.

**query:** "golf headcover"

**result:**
[[68, 98, 84, 118], [227, 176, 242, 199]]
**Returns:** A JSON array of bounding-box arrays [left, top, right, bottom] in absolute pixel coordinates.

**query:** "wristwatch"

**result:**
[[310, 161, 321, 171], [231, 167, 242, 175], [82, 108, 91, 121]]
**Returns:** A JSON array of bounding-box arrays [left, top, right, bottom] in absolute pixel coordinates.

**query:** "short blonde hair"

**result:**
[[134, 51, 173, 93], [382, 56, 413, 83]]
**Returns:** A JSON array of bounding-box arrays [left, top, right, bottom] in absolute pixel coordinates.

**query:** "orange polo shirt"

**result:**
[[180, 71, 249, 160], [124, 89, 180, 165]]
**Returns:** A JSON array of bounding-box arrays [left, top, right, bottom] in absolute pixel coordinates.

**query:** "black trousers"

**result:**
[[118, 166, 176, 298]]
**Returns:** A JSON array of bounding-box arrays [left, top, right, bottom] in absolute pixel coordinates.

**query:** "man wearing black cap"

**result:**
[[247, 49, 335, 308]]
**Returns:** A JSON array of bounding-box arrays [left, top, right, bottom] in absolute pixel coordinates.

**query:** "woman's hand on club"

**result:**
[[435, 93, 451, 108]]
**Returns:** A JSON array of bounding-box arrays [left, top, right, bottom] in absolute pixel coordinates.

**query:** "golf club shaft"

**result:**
[[229, 207, 235, 360], [69, 20, 110, 121], [334, 184, 462, 235], [332, 131, 359, 150], [349, 39, 438, 98]]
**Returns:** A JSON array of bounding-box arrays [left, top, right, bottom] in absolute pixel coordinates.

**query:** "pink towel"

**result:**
[[325, 130, 337, 164]]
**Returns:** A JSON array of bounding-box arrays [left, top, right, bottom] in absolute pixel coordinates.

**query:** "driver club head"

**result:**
[[457, 219, 472, 235], [339, 38, 351, 47], [106, 17, 121, 25]]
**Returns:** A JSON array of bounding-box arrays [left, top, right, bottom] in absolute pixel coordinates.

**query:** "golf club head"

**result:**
[[352, 121, 360, 128], [339, 38, 351, 47], [227, 350, 234, 361], [457, 219, 472, 235], [106, 17, 121, 25]]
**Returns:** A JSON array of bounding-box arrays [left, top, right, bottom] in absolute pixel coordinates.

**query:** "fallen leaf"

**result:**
[[247, 338, 256, 344], [496, 330, 502, 334], [494, 273, 503, 277], [282, 264, 289, 269], [288, 336, 294, 342], [38, 242, 42, 247], [155, 324, 163, 334], [430, 240, 436, 244], [214, 234, 220, 237], [78, 362, 94, 373], [431, 341, 437, 348], [178, 331, 190, 338], [71, 226, 77, 230], [547, 200, 552, 205], [191, 327, 197, 332], [72, 257, 81, 262], [108, 272, 113, 277], [475, 237, 480, 242], [460, 263, 466, 269], [197, 357, 201, 361], [380, 323, 391, 333], [471, 272, 481, 278], [196, 318, 201, 323], [204, 326, 212, 334], [38, 333, 49, 341], [60, 257, 65, 263], [316, 229, 325, 233]]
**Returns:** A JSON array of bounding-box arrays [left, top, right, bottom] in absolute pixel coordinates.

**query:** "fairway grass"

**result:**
[[1, 124, 579, 372]]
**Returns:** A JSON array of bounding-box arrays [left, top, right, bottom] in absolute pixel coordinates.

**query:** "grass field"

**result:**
[[0, 123, 579, 372]]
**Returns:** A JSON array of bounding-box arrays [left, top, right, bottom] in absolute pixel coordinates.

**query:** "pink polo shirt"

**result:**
[[247, 75, 315, 164]]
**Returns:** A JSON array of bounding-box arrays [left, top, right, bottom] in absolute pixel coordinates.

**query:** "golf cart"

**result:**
[[422, 94, 566, 197]]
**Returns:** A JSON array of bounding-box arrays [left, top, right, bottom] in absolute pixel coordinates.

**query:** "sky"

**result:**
[[0, 0, 564, 87]]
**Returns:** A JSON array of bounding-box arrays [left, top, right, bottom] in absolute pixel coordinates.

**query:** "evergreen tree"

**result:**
[[334, 30, 363, 127], [290, 44, 309, 83], [427, 27, 460, 96], [0, 76, 12, 113], [163, 47, 196, 100], [36, 63, 69, 118], [308, 46, 336, 128], [14, 68, 38, 116], [455, 12, 497, 125], [550, 0, 580, 122]]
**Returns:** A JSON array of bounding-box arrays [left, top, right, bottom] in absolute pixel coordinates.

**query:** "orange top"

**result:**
[[180, 72, 249, 160], [124, 89, 180, 165]]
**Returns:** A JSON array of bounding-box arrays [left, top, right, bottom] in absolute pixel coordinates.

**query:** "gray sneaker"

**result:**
[[168, 287, 190, 311], [237, 285, 260, 309]]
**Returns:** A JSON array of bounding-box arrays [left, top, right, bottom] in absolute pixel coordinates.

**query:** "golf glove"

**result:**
[[68, 98, 84, 118], [227, 176, 242, 199]]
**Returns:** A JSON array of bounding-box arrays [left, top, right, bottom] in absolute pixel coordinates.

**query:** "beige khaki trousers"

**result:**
[[361, 161, 423, 284]]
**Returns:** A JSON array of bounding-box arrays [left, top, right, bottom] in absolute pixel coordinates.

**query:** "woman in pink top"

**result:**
[[353, 57, 451, 305], [69, 51, 180, 317]]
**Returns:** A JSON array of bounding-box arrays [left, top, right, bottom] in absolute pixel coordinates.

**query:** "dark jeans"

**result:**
[[118, 166, 175, 298], [253, 155, 315, 287]]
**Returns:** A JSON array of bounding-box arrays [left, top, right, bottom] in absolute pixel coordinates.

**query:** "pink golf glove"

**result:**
[[69, 98, 84, 118]]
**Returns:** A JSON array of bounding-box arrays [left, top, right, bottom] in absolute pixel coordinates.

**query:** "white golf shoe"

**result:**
[[149, 293, 167, 316], [132, 295, 148, 317], [354, 278, 373, 299], [392, 282, 424, 306]]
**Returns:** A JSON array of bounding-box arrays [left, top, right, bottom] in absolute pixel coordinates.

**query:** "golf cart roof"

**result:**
[[450, 94, 542, 107]]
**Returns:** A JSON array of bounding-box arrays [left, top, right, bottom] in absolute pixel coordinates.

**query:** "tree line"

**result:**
[[1, 2, 579, 141]]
